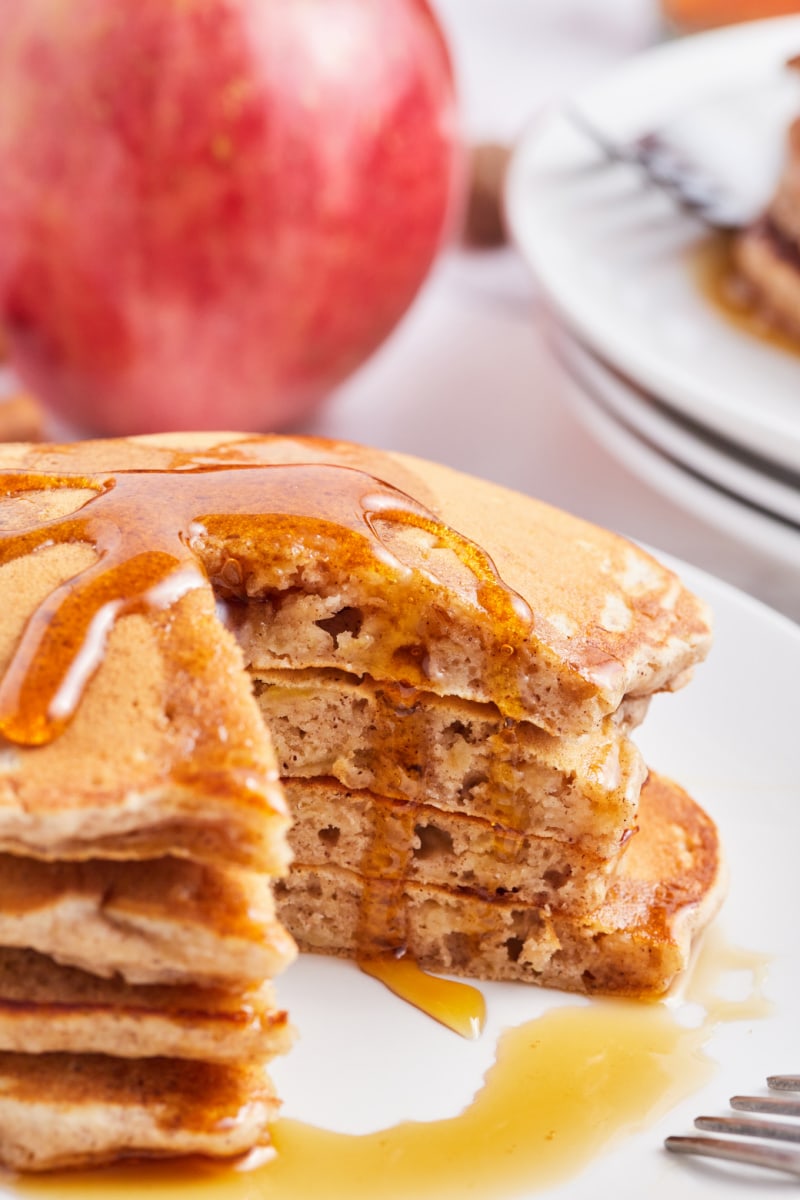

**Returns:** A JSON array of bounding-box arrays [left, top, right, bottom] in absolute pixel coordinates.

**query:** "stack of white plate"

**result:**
[[506, 15, 800, 573]]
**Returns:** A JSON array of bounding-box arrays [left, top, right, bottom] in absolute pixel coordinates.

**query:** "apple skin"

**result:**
[[0, 0, 460, 434]]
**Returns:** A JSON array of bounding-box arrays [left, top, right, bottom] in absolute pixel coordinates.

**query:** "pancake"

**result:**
[[0, 433, 711, 748], [0, 854, 296, 986], [282, 778, 626, 912], [0, 1053, 278, 1171], [0, 948, 292, 1063], [275, 773, 724, 999], [0, 583, 290, 870], [255, 668, 647, 855]]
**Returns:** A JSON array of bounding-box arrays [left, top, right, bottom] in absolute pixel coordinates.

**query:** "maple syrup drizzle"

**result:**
[[359, 957, 487, 1039], [16, 935, 769, 1200], [0, 461, 532, 747]]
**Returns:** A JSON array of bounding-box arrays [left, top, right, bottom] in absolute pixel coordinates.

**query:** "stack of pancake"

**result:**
[[0, 487, 297, 1170], [229, 439, 720, 997], [734, 60, 800, 337], [0, 432, 722, 1170]]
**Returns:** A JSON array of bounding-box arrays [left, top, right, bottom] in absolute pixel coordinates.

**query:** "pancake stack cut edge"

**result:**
[[0, 432, 724, 1172]]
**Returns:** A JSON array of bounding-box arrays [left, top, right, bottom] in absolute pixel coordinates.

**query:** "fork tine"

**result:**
[[768, 1075, 800, 1091], [564, 105, 746, 232], [665, 1135, 800, 1178], [731, 1094, 800, 1117], [564, 106, 629, 163], [696, 1114, 800, 1144]]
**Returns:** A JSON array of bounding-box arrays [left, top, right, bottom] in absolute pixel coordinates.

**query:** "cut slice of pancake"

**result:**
[[275, 773, 724, 999], [0, 948, 293, 1063], [0, 1053, 279, 1171], [283, 778, 622, 912], [0, 854, 296, 986], [0, 433, 712, 744], [255, 668, 647, 854]]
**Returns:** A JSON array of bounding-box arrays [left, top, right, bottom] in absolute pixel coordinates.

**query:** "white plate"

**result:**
[[555, 332, 800, 574], [506, 15, 800, 474], [0, 562, 797, 1198], [552, 323, 800, 526]]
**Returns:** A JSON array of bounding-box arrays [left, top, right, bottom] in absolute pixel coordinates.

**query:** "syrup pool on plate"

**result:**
[[17, 928, 770, 1200]]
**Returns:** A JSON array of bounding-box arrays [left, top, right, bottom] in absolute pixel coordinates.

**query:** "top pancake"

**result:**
[[0, 433, 710, 746]]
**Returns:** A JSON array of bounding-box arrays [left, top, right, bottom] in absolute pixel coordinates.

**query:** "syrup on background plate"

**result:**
[[16, 928, 769, 1200], [694, 232, 800, 358]]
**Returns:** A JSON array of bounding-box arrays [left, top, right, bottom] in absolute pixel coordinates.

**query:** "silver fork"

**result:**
[[666, 1075, 800, 1179], [566, 106, 751, 233]]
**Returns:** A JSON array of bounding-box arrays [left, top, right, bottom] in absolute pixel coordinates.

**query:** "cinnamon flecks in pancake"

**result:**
[[282, 777, 618, 912]]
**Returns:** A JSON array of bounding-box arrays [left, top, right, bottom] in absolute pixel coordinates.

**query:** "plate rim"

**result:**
[[552, 321, 800, 526], [506, 13, 800, 474], [550, 324, 800, 571]]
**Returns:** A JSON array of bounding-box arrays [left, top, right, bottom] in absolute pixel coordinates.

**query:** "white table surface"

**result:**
[[306, 0, 800, 625]]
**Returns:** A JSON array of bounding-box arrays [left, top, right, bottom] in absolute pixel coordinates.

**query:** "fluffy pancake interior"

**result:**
[[254, 667, 647, 855], [275, 772, 724, 999]]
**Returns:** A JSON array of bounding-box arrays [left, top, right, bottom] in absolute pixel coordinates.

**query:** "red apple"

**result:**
[[0, 0, 460, 434]]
